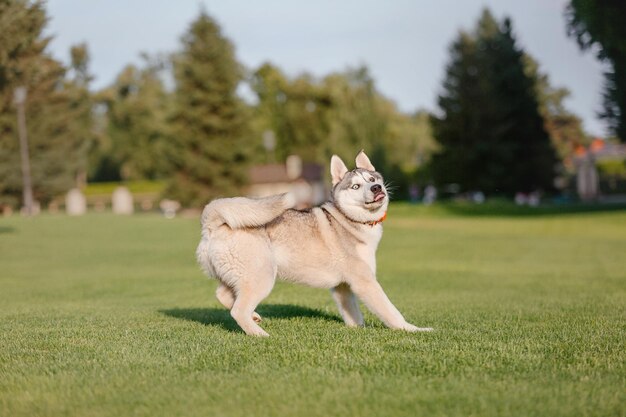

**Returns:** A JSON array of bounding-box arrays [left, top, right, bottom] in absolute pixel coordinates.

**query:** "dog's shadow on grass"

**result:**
[[160, 304, 341, 333]]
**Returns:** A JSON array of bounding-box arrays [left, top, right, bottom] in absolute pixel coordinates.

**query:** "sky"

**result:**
[[45, 0, 607, 136]]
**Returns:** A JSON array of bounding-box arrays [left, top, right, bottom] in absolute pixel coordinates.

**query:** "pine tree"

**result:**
[[566, 0, 626, 141], [429, 31, 483, 190], [431, 9, 557, 195], [0, 0, 47, 207], [165, 11, 250, 207], [0, 1, 93, 207]]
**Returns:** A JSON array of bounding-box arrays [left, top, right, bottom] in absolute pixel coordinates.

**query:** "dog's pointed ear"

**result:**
[[330, 155, 349, 186], [355, 149, 375, 171]]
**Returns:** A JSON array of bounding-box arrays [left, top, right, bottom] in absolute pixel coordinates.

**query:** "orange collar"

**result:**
[[365, 211, 387, 227]]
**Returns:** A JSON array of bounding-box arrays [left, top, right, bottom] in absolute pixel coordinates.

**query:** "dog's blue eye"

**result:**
[[351, 184, 360, 190]]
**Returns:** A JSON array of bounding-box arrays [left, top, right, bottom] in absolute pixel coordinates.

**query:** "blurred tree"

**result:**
[[566, 0, 626, 141], [323, 66, 387, 160], [428, 30, 480, 192], [524, 54, 588, 175], [0, 1, 93, 207], [251, 63, 333, 163], [0, 0, 47, 207], [431, 9, 558, 195], [165, 10, 250, 207], [249, 62, 439, 198], [328, 66, 435, 192], [64, 43, 94, 187], [383, 109, 439, 195], [94, 59, 171, 181], [395, 110, 439, 174]]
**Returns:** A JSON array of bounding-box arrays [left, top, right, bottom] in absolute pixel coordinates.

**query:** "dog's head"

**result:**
[[330, 150, 388, 223]]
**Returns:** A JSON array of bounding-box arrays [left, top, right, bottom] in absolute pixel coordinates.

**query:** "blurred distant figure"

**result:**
[[515, 191, 541, 207], [528, 191, 541, 207], [160, 199, 181, 219], [112, 187, 134, 215], [409, 184, 420, 203], [423, 185, 437, 205], [472, 191, 485, 204], [65, 188, 86, 216], [576, 152, 599, 201]]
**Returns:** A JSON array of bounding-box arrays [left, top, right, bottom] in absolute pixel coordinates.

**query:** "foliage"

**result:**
[[165, 11, 251, 207], [94, 59, 171, 182], [63, 43, 94, 186], [250, 63, 333, 163], [385, 110, 438, 175], [0, 4, 598, 207], [596, 159, 626, 178], [82, 180, 166, 197], [524, 54, 588, 175], [0, 1, 93, 207], [323, 67, 388, 161], [1, 209, 624, 416], [250, 63, 438, 196], [374, 109, 439, 197], [0, 0, 47, 207], [566, 0, 626, 141], [431, 9, 558, 195]]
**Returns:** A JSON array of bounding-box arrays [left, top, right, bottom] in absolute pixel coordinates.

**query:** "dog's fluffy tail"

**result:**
[[200, 193, 296, 233]]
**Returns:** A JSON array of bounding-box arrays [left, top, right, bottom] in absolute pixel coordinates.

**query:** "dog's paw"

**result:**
[[414, 327, 434, 332], [401, 323, 434, 332], [248, 328, 270, 337]]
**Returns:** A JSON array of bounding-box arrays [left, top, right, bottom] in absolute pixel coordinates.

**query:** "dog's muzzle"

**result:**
[[368, 184, 386, 203]]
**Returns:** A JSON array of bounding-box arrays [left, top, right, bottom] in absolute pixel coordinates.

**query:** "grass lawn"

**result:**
[[0, 203, 625, 417]]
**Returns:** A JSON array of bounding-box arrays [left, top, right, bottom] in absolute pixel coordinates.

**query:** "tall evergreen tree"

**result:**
[[165, 11, 250, 207], [566, 0, 626, 141], [0, 1, 92, 207], [431, 9, 557, 195], [0, 0, 47, 207]]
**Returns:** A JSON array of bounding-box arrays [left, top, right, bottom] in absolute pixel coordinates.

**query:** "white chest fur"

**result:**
[[355, 225, 383, 275]]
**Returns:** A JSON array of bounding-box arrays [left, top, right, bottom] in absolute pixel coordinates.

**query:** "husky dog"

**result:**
[[196, 150, 432, 336]]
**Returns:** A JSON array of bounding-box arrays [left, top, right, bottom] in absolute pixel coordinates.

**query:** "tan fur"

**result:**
[[196, 151, 433, 336]]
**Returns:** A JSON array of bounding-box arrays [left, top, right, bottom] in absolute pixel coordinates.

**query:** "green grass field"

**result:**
[[1, 204, 625, 417]]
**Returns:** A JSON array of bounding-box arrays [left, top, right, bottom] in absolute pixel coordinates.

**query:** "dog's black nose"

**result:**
[[371, 184, 382, 194]]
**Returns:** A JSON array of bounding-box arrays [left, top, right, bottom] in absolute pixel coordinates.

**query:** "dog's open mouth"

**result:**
[[366, 192, 386, 205]]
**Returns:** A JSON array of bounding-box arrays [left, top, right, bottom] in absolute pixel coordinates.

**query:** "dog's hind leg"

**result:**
[[216, 283, 262, 323], [230, 273, 275, 337], [212, 230, 275, 336], [331, 283, 364, 327], [216, 283, 235, 308]]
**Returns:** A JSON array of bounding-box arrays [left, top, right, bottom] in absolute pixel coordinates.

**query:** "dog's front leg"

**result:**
[[331, 283, 364, 327], [350, 275, 432, 332]]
